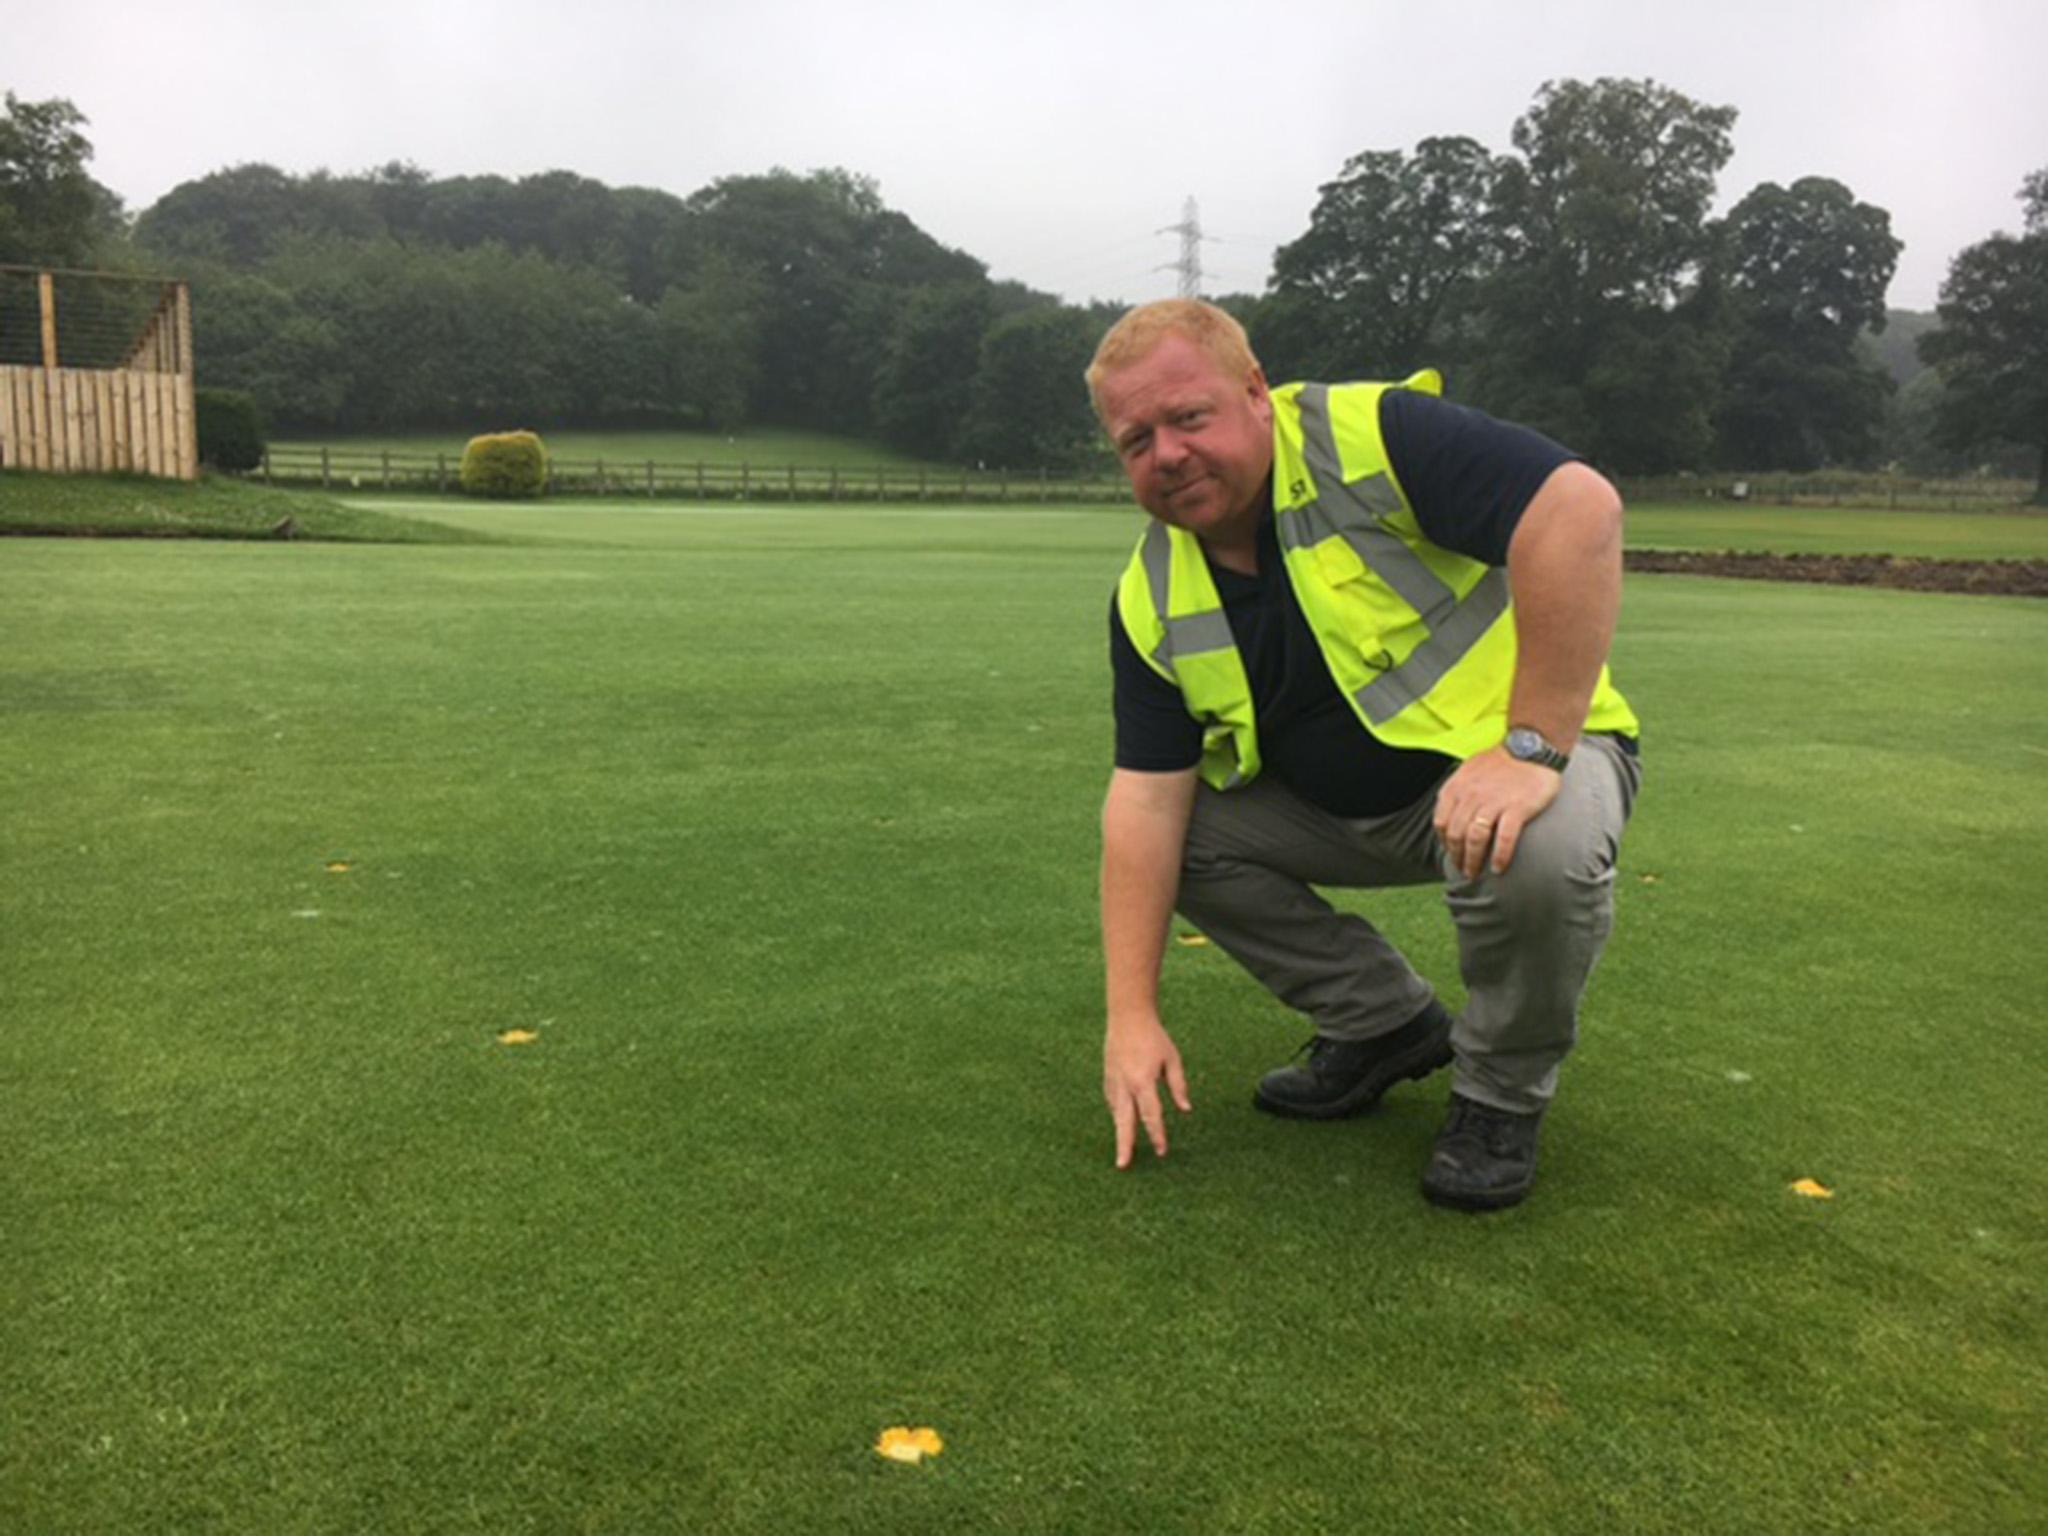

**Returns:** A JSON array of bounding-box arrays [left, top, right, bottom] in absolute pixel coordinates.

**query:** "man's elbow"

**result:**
[[1518, 462, 1623, 561]]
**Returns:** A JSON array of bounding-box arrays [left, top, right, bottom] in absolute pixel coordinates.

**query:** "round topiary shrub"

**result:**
[[460, 431, 549, 499], [195, 388, 266, 473]]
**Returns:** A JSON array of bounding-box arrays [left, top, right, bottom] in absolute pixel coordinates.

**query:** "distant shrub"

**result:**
[[460, 432, 549, 499], [195, 389, 265, 473]]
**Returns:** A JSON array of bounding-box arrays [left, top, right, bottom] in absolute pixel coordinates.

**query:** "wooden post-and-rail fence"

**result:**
[[0, 265, 199, 481]]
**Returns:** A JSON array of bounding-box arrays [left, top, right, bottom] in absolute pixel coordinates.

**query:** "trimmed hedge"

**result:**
[[460, 432, 549, 499], [196, 389, 266, 473]]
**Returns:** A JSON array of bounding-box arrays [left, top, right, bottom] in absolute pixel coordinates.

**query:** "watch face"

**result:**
[[1507, 728, 1566, 769]]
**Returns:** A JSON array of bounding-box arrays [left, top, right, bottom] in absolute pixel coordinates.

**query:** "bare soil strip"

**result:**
[[1625, 550, 2048, 597]]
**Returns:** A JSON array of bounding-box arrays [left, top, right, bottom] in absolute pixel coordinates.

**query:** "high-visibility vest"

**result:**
[[1115, 372, 1639, 791]]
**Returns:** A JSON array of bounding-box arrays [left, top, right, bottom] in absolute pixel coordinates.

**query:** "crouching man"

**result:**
[[1090, 299, 1641, 1211]]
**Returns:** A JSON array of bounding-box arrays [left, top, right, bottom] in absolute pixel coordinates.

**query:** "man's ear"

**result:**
[[1247, 366, 1273, 424]]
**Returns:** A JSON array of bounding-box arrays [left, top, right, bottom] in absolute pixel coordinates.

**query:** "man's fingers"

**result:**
[[1462, 812, 1496, 879], [1490, 811, 1525, 874], [1112, 1092, 1136, 1170], [1166, 1053, 1192, 1114], [1138, 1083, 1169, 1159]]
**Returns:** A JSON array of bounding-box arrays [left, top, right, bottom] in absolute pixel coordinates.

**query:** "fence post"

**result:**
[[647, 460, 655, 497], [696, 461, 706, 498], [321, 446, 331, 490], [1000, 470, 1007, 503], [740, 461, 750, 499], [382, 449, 391, 491], [39, 272, 58, 369], [830, 466, 839, 501], [261, 448, 272, 486], [437, 452, 447, 494]]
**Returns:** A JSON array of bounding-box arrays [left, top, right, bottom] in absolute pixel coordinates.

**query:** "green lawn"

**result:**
[[1624, 500, 2048, 561], [0, 470, 490, 544], [3, 506, 2044, 1533], [270, 425, 950, 469]]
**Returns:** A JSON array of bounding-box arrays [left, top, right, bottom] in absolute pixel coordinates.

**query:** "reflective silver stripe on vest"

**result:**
[[1140, 519, 1235, 672], [1285, 383, 1512, 726], [1350, 567, 1508, 723], [1288, 385, 1455, 623]]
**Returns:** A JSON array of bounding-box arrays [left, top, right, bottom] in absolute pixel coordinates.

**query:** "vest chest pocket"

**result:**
[[1304, 537, 1427, 659]]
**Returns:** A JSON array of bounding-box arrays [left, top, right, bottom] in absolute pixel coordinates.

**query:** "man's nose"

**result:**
[[1153, 427, 1186, 465]]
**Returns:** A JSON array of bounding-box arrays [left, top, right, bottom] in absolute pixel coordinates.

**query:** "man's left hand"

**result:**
[[1433, 747, 1564, 879]]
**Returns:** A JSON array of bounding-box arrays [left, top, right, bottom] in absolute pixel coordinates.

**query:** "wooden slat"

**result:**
[[175, 284, 193, 383], [0, 368, 19, 469], [46, 368, 63, 470], [113, 368, 132, 473], [72, 369, 90, 473], [23, 369, 41, 470], [173, 369, 196, 480], [80, 369, 99, 472], [130, 369, 146, 475], [59, 369, 79, 473], [139, 368, 158, 476], [159, 371, 178, 479], [155, 371, 172, 478], [103, 372, 118, 474], [165, 371, 182, 479]]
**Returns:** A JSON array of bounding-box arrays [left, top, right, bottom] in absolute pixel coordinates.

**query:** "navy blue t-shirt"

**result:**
[[1110, 388, 1577, 817]]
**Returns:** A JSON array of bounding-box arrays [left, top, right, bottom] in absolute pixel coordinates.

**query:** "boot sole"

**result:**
[[1420, 1175, 1533, 1212], [1251, 1032, 1454, 1121]]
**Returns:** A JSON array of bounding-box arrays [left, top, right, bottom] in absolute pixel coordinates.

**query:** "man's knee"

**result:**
[[1447, 804, 1619, 930]]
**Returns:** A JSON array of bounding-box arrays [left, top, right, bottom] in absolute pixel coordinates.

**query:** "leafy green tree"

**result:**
[[871, 282, 994, 458], [1710, 177, 1901, 468], [657, 251, 766, 430], [1468, 78, 1737, 471], [0, 92, 124, 266], [136, 163, 379, 266], [678, 168, 983, 427], [956, 304, 1103, 471], [1260, 136, 1508, 382], [1918, 168, 2048, 500]]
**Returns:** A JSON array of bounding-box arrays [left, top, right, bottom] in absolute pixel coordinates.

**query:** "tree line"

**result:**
[[3, 82, 2042, 492]]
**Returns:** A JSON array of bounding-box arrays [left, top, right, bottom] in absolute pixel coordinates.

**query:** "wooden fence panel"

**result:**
[[0, 274, 197, 482]]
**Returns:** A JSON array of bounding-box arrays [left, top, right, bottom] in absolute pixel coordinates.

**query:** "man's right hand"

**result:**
[[1103, 1014, 1192, 1169]]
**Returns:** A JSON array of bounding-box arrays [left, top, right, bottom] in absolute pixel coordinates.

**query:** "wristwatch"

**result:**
[[1505, 727, 1571, 773]]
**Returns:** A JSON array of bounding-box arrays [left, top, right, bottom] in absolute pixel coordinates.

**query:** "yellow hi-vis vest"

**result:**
[[1115, 372, 1639, 792]]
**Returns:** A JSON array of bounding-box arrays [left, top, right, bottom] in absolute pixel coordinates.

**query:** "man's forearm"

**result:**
[[1100, 769, 1199, 1024], [1504, 462, 1623, 752]]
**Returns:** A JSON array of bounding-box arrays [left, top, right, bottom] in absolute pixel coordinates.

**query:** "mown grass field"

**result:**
[[1622, 500, 2048, 560], [3, 501, 2044, 1533], [0, 471, 492, 544], [268, 426, 947, 469]]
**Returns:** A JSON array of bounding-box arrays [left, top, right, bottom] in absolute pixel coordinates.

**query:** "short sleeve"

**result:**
[[1380, 390, 1581, 565], [1110, 595, 1203, 771]]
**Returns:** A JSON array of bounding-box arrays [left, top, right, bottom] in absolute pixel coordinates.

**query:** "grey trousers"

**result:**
[[1175, 736, 1642, 1115]]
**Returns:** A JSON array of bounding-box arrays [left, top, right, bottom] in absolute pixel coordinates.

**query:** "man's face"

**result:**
[[1096, 333, 1275, 546]]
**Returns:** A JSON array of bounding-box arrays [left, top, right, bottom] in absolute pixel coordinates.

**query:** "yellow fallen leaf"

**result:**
[[325, 861, 353, 873], [875, 1425, 944, 1464], [1174, 933, 1210, 947], [1638, 873, 1662, 884], [1789, 1178, 1834, 1199], [497, 1029, 540, 1046]]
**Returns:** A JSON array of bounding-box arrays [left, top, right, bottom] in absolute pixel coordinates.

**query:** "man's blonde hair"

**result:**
[[1085, 299, 1262, 421]]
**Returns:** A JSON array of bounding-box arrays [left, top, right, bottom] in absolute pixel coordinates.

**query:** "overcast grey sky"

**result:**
[[11, 0, 2044, 310]]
